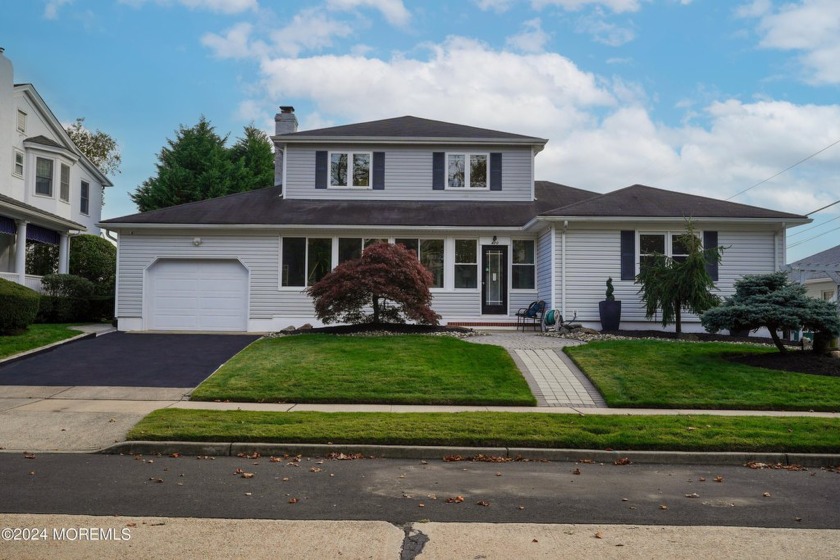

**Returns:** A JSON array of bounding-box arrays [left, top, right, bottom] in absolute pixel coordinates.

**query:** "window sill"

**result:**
[[33, 192, 54, 199], [444, 187, 490, 191], [327, 186, 372, 190]]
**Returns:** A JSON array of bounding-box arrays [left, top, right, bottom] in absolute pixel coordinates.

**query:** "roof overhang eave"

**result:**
[[99, 222, 527, 231], [533, 215, 811, 226]]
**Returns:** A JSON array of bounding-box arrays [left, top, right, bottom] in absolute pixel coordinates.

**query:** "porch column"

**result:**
[[58, 233, 70, 274], [14, 220, 27, 285]]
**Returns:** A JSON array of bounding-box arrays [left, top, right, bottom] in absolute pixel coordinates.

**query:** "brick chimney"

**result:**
[[274, 106, 298, 187]]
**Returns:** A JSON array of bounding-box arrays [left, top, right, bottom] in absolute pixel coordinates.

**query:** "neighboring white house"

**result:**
[[788, 244, 840, 303], [102, 107, 809, 333], [0, 49, 112, 290]]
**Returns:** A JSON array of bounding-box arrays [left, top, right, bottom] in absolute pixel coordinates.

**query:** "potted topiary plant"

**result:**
[[598, 277, 621, 331]]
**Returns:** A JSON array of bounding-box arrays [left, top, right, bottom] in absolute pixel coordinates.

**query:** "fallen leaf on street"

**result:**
[[446, 496, 465, 504], [614, 458, 632, 466], [659, 505, 668, 510], [477, 500, 490, 507], [714, 476, 724, 483], [685, 493, 699, 498], [763, 492, 771, 497], [594, 532, 603, 539], [288, 497, 299, 504]]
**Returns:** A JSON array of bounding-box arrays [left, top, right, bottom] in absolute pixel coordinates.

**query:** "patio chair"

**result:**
[[516, 300, 546, 331]]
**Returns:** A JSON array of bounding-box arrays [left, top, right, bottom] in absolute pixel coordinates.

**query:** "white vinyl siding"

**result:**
[[537, 228, 553, 307], [116, 233, 280, 321], [559, 225, 780, 327], [284, 145, 533, 201]]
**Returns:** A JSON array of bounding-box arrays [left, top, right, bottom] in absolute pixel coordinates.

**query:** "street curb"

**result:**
[[0, 331, 97, 367], [99, 441, 840, 467]]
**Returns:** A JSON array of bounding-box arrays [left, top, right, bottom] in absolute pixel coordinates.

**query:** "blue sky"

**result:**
[[2, 0, 838, 262]]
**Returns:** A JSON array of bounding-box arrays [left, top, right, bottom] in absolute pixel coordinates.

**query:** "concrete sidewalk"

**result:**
[[1, 514, 838, 560]]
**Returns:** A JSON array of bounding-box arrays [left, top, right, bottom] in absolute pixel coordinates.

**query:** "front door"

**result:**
[[481, 245, 508, 315]]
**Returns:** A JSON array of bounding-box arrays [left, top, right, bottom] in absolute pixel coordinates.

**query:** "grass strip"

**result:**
[[191, 334, 536, 406], [128, 409, 840, 453], [565, 340, 840, 411], [0, 324, 85, 359]]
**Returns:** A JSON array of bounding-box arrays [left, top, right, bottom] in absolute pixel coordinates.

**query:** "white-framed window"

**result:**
[[395, 238, 445, 288], [511, 239, 535, 290], [330, 151, 371, 188], [12, 149, 24, 178], [16, 110, 26, 133], [338, 238, 362, 264], [35, 157, 53, 197], [59, 163, 70, 202], [454, 239, 478, 289], [638, 231, 701, 271], [447, 153, 488, 189], [281, 237, 333, 287], [80, 181, 90, 215], [823, 290, 836, 302]]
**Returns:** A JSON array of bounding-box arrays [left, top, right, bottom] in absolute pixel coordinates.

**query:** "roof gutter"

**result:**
[[530, 215, 811, 227], [98, 222, 527, 232]]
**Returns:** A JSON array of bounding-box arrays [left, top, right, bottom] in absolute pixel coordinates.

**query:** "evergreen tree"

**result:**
[[230, 125, 275, 191], [701, 272, 840, 353], [131, 117, 272, 212], [635, 221, 724, 335]]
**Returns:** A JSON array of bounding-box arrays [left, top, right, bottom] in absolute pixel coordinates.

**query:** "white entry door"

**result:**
[[147, 259, 248, 332]]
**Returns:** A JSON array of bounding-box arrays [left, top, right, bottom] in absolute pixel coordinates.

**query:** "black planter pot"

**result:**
[[599, 300, 621, 331]]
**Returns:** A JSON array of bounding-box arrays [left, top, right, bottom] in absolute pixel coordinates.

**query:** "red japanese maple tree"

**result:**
[[306, 242, 440, 325]]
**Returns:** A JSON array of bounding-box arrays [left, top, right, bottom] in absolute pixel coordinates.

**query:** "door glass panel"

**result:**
[[485, 249, 503, 305]]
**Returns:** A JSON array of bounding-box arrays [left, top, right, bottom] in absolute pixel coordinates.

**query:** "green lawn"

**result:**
[[190, 334, 536, 406], [565, 339, 840, 411], [0, 324, 84, 359], [128, 409, 840, 453]]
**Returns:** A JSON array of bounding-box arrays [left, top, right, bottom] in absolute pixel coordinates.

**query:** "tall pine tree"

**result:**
[[131, 117, 273, 212]]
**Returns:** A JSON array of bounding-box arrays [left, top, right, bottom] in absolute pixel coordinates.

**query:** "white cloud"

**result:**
[[118, 0, 258, 14], [44, 0, 73, 19], [202, 22, 264, 59], [506, 18, 551, 53], [533, 0, 643, 13], [269, 9, 354, 57], [575, 11, 635, 45], [741, 0, 840, 84], [326, 0, 410, 26], [474, 0, 518, 12]]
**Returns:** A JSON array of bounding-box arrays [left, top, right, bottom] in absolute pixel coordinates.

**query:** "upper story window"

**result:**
[[60, 164, 70, 202], [80, 181, 90, 215], [447, 153, 488, 189], [35, 157, 53, 197], [330, 151, 371, 188], [16, 110, 26, 133], [12, 149, 24, 178], [511, 239, 535, 289]]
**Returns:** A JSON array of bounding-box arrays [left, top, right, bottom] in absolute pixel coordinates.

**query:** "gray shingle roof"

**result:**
[[789, 244, 840, 269], [540, 184, 807, 220], [278, 116, 547, 143], [25, 135, 64, 149], [101, 182, 598, 228]]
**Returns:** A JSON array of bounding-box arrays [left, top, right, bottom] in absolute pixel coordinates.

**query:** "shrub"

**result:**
[[306, 242, 440, 325], [0, 278, 40, 334], [701, 272, 840, 353], [37, 274, 96, 323], [70, 234, 116, 296]]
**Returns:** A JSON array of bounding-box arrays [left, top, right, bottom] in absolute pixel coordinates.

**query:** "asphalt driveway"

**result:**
[[0, 332, 260, 388]]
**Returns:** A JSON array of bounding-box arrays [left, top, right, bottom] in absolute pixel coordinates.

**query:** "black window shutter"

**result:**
[[489, 153, 502, 191], [432, 152, 445, 190], [315, 151, 328, 189], [704, 230, 719, 281], [372, 152, 385, 190], [620, 230, 635, 281]]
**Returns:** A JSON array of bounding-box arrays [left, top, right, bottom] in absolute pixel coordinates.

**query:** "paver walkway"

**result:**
[[466, 331, 606, 407]]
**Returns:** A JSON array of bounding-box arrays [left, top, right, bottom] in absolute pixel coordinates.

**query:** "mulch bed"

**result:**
[[601, 329, 798, 346], [285, 323, 472, 335]]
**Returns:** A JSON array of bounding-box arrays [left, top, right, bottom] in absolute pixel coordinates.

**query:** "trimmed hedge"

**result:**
[[36, 274, 113, 324], [0, 278, 40, 334]]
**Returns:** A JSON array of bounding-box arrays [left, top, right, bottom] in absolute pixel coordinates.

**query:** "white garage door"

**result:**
[[147, 259, 248, 332]]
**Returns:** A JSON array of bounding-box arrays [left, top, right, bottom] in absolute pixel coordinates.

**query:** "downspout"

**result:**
[[550, 225, 556, 310], [561, 220, 568, 318]]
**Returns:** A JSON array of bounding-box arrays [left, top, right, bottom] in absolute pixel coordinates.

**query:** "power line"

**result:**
[[807, 199, 840, 216], [727, 137, 840, 201], [787, 224, 840, 249], [787, 214, 840, 238]]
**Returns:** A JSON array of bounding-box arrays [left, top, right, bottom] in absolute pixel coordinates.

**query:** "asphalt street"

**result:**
[[1, 453, 838, 529]]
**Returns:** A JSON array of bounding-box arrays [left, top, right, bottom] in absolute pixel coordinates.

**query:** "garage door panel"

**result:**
[[148, 260, 248, 332]]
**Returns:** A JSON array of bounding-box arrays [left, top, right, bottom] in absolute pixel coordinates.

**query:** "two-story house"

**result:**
[[0, 49, 112, 290], [101, 107, 809, 333]]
